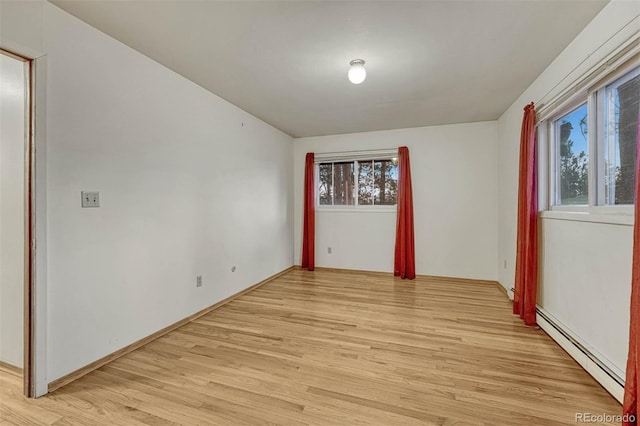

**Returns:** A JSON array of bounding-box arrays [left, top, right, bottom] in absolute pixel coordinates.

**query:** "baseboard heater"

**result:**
[[536, 306, 624, 403]]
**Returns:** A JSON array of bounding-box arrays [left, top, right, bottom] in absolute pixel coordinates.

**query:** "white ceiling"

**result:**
[[50, 0, 607, 138]]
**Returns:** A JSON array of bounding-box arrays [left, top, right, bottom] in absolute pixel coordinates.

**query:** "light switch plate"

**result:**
[[81, 191, 100, 208]]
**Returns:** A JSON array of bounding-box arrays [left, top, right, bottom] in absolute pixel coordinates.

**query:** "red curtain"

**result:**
[[301, 153, 315, 271], [513, 102, 538, 326], [623, 119, 640, 426], [394, 146, 416, 279]]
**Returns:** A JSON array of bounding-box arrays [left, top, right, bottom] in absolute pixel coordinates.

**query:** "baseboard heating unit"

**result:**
[[536, 307, 624, 403]]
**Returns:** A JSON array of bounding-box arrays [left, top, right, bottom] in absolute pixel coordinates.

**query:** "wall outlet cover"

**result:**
[[81, 191, 100, 208]]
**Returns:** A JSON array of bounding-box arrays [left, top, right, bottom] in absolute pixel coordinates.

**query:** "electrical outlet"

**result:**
[[328, 247, 332, 254], [81, 191, 100, 208], [196, 275, 203, 287]]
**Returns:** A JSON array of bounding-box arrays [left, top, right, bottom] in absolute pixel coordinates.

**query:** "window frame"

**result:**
[[315, 155, 399, 211], [545, 61, 639, 216]]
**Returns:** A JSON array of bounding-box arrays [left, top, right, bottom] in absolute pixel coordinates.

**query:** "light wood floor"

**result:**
[[1, 269, 621, 425]]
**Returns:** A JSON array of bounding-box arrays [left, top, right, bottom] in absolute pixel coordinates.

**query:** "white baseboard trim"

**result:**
[[536, 307, 624, 403]]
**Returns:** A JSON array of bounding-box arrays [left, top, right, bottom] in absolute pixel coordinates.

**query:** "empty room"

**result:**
[[0, 0, 639, 424]]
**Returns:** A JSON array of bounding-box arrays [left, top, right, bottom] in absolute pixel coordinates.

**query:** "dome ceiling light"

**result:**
[[348, 59, 366, 84]]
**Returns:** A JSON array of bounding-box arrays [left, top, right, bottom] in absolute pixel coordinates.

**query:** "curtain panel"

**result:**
[[301, 152, 315, 271], [394, 146, 416, 280], [623, 117, 640, 426], [513, 102, 538, 326]]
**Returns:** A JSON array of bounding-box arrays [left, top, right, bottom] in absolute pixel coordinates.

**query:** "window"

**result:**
[[318, 158, 398, 207], [548, 65, 639, 209], [554, 103, 589, 205]]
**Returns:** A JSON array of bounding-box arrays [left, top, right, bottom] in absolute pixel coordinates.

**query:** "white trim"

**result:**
[[536, 307, 624, 403], [594, 88, 606, 206], [314, 162, 320, 206], [32, 55, 48, 398], [591, 58, 640, 95], [314, 149, 397, 163], [537, 121, 549, 212], [316, 207, 396, 214], [1, 47, 49, 398], [587, 92, 597, 207], [536, 29, 640, 122], [540, 209, 633, 226], [548, 204, 634, 216]]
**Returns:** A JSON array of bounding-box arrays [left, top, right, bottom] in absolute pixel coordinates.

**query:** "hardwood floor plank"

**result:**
[[1, 269, 621, 425]]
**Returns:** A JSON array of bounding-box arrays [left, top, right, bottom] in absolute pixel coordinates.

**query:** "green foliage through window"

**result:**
[[550, 66, 639, 208], [556, 104, 588, 205], [318, 159, 398, 206]]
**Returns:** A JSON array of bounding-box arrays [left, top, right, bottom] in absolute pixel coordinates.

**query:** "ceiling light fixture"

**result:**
[[348, 59, 366, 84]]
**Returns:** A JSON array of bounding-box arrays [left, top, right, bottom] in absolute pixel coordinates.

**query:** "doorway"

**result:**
[[0, 48, 33, 397]]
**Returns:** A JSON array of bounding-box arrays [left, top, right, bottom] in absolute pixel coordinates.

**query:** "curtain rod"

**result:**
[[536, 39, 639, 122], [314, 148, 397, 157], [314, 148, 398, 161], [534, 15, 640, 110]]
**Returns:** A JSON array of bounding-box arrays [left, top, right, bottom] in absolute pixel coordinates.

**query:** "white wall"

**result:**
[[497, 0, 640, 376], [540, 218, 633, 377], [1, 0, 634, 391], [0, 53, 26, 368], [294, 122, 498, 281], [0, 0, 44, 58], [3, 1, 295, 383]]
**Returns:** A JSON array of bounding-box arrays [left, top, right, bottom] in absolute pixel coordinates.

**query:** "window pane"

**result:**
[[333, 162, 354, 205], [318, 163, 332, 205], [604, 69, 639, 205], [358, 161, 374, 205], [374, 159, 398, 205], [556, 103, 589, 205]]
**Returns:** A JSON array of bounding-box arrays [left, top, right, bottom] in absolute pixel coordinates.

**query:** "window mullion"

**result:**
[[537, 122, 549, 211], [549, 121, 558, 207], [331, 163, 335, 206], [588, 92, 599, 207], [315, 164, 319, 206], [371, 160, 375, 206], [605, 89, 616, 205], [354, 161, 359, 207], [545, 122, 552, 209]]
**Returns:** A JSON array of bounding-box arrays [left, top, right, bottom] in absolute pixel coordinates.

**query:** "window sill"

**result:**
[[316, 207, 397, 214], [540, 210, 634, 226]]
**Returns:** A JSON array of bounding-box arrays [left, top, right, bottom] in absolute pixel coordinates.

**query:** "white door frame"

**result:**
[[1, 46, 48, 398]]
